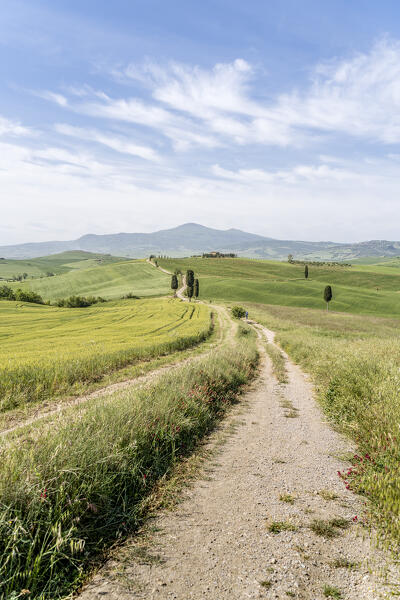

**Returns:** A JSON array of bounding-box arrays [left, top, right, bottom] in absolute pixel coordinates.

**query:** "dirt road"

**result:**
[[79, 325, 396, 599]]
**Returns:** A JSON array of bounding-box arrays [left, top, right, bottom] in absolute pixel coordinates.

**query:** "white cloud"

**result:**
[[36, 91, 68, 107], [212, 163, 357, 184], [35, 38, 400, 151], [0, 115, 31, 136], [55, 123, 160, 161], [115, 39, 400, 147], [276, 38, 400, 143]]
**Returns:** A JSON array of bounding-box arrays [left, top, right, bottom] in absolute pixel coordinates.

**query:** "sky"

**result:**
[[2, 1, 400, 244]]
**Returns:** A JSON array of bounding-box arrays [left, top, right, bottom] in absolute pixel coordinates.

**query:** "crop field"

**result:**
[[0, 318, 257, 598], [0, 297, 211, 411], [9, 259, 170, 300], [160, 257, 400, 317], [0, 250, 125, 280], [246, 301, 400, 551]]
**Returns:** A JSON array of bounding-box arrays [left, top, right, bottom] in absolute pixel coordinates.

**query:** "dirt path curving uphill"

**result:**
[[79, 324, 397, 600], [146, 259, 187, 301]]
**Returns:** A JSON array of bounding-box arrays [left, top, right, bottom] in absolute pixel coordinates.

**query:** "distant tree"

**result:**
[[288, 254, 294, 263], [22, 272, 28, 279], [304, 265, 309, 279], [154, 260, 158, 267], [186, 269, 194, 287], [194, 278, 199, 299], [186, 269, 195, 302], [324, 285, 332, 311], [171, 274, 178, 295]]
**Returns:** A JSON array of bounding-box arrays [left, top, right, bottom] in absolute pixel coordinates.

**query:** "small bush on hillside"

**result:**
[[121, 293, 140, 299], [14, 289, 44, 304], [56, 295, 106, 308], [0, 286, 44, 304], [231, 305, 246, 319], [0, 285, 15, 300]]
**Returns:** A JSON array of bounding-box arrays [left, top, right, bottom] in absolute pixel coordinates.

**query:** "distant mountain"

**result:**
[[2, 223, 400, 261]]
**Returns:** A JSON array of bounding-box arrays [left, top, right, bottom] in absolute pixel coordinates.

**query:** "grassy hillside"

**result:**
[[0, 250, 125, 280], [0, 297, 211, 411], [160, 257, 400, 317], [9, 259, 170, 300]]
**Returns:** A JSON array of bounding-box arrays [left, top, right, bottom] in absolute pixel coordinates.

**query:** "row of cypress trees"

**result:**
[[171, 270, 199, 301]]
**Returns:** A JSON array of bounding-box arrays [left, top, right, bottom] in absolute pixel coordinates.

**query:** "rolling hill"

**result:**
[[3, 223, 400, 261], [159, 256, 400, 318], [9, 259, 170, 300], [0, 250, 126, 280]]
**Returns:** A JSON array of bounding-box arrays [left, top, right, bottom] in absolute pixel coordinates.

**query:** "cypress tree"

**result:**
[[324, 285, 332, 311], [171, 274, 178, 295], [186, 269, 194, 287], [186, 270, 195, 301], [305, 265, 309, 279], [194, 278, 199, 299]]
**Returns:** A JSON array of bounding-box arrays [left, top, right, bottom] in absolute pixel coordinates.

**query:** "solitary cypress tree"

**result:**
[[194, 278, 199, 299], [305, 265, 309, 279], [171, 274, 178, 295], [324, 285, 332, 311]]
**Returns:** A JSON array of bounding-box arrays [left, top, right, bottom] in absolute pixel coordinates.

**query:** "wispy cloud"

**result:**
[[212, 163, 359, 185], [106, 39, 400, 147], [55, 123, 161, 161], [35, 90, 68, 107], [0, 115, 31, 137]]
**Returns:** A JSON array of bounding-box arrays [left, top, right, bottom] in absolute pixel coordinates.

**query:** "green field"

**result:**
[[9, 259, 170, 300], [0, 250, 125, 280], [160, 257, 400, 317], [0, 297, 211, 411]]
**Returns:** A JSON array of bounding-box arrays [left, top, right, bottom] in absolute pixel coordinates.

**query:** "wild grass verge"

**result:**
[[248, 302, 400, 553], [0, 326, 258, 599]]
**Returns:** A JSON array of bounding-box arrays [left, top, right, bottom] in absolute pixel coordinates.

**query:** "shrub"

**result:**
[[231, 305, 246, 319], [0, 285, 15, 300], [56, 295, 105, 308], [14, 289, 44, 304]]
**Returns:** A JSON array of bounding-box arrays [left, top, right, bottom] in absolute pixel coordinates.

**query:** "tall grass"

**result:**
[[0, 299, 212, 412], [0, 327, 258, 599], [249, 302, 400, 552]]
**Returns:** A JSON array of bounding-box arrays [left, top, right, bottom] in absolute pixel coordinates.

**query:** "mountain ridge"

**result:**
[[1, 223, 400, 261]]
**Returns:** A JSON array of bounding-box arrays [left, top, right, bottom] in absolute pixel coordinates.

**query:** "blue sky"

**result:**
[[2, 1, 400, 244]]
